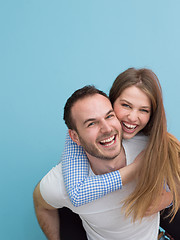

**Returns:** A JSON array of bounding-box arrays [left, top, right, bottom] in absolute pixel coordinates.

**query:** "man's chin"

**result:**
[[96, 150, 120, 161]]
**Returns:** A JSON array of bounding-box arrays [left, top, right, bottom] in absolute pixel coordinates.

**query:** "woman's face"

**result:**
[[113, 85, 151, 139]]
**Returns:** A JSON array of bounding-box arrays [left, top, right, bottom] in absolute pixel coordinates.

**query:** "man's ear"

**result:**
[[68, 129, 81, 146]]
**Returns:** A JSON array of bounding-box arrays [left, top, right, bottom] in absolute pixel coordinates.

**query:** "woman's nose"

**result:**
[[127, 110, 139, 122]]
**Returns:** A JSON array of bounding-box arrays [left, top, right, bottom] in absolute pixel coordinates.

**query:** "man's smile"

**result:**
[[99, 134, 117, 147]]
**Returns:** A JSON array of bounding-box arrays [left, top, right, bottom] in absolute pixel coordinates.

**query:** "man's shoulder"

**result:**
[[40, 162, 69, 208]]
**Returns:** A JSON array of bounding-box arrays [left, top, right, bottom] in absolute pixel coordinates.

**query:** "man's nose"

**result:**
[[100, 120, 111, 133]]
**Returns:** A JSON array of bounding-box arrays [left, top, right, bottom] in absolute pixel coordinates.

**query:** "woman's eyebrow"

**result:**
[[119, 99, 132, 105], [120, 99, 150, 109]]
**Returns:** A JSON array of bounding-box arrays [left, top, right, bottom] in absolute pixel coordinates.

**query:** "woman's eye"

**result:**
[[140, 109, 149, 113], [122, 103, 130, 108]]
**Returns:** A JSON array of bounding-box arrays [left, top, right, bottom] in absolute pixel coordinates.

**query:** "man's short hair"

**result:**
[[63, 85, 108, 130]]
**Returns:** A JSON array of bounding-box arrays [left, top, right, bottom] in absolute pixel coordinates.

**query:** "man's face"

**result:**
[[70, 94, 122, 160]]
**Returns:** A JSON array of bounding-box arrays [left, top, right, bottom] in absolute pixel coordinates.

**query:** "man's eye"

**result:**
[[106, 114, 114, 119], [88, 122, 95, 127]]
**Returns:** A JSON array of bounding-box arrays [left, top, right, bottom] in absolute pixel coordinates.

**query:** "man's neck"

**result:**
[[86, 146, 126, 175]]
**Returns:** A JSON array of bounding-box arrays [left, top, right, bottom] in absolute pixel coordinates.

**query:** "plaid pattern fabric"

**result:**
[[62, 133, 122, 207]]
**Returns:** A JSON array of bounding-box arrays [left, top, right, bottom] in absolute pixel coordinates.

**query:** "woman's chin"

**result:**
[[122, 131, 137, 140]]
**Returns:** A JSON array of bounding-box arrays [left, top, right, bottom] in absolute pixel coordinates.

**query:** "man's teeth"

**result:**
[[123, 122, 137, 129], [100, 136, 115, 146], [100, 136, 114, 143]]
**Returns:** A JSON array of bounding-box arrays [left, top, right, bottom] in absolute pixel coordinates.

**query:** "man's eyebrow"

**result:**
[[83, 109, 114, 125], [83, 118, 96, 125], [106, 109, 114, 115]]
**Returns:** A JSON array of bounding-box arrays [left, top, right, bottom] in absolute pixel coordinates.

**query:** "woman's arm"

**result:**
[[145, 190, 173, 216], [62, 133, 140, 207]]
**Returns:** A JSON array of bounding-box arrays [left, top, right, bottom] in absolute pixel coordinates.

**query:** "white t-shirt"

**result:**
[[40, 134, 159, 240]]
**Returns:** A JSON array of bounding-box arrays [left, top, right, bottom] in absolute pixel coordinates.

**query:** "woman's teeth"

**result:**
[[123, 122, 137, 129]]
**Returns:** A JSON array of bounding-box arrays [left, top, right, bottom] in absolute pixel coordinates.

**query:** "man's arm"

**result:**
[[33, 183, 60, 240]]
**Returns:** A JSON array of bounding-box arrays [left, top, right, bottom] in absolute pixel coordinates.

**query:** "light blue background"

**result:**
[[1, 0, 180, 239]]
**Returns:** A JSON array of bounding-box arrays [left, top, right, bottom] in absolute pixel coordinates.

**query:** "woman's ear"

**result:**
[[68, 129, 81, 146]]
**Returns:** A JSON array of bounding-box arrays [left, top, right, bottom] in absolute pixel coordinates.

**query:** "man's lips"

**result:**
[[99, 135, 116, 147]]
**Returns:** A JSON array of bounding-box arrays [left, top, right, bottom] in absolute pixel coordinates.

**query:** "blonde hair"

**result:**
[[109, 68, 180, 221]]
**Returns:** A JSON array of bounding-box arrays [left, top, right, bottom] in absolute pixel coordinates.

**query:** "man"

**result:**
[[33, 86, 170, 240]]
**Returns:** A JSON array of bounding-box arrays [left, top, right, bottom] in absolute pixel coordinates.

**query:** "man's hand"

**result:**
[[33, 183, 60, 240]]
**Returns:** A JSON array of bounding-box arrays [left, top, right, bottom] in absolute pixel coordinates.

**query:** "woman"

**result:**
[[62, 68, 180, 222]]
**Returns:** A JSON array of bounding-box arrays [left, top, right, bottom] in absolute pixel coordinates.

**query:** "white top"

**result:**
[[40, 134, 159, 240]]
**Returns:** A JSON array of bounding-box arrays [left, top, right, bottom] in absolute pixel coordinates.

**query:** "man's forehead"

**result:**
[[71, 94, 113, 119], [74, 94, 110, 106]]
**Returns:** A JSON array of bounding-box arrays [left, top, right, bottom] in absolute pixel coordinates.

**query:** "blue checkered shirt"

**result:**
[[62, 132, 122, 207]]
